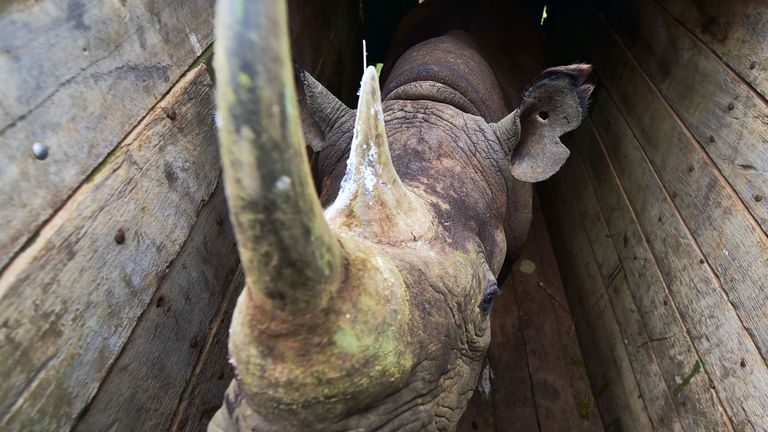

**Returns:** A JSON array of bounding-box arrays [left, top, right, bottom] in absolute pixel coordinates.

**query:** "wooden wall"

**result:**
[[0, 1, 360, 430], [541, 0, 768, 430]]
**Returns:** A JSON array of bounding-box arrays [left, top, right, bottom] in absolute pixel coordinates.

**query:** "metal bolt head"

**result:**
[[32, 142, 48, 160]]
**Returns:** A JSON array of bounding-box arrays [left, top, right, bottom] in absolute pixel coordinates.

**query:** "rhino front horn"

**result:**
[[325, 66, 431, 242]]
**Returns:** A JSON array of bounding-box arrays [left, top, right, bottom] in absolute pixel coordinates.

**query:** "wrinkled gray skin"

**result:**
[[210, 1, 591, 430]]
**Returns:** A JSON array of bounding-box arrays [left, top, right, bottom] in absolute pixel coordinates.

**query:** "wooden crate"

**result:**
[[0, 1, 361, 430]]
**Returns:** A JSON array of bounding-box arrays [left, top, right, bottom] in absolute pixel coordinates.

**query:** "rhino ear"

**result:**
[[294, 60, 352, 152], [494, 64, 594, 183]]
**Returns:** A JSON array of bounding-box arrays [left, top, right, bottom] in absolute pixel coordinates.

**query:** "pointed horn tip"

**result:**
[[359, 66, 380, 94]]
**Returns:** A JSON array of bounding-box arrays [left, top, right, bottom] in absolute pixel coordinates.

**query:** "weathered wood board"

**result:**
[[591, 0, 768, 239], [656, 0, 768, 101], [72, 185, 239, 431], [511, 197, 602, 431], [0, 0, 216, 272], [540, 193, 623, 429], [0, 65, 220, 431], [570, 122, 730, 429], [170, 268, 244, 432], [543, 1, 768, 428], [557, 159, 683, 431], [544, 177, 653, 432]]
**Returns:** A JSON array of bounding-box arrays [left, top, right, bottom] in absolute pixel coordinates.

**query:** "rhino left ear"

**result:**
[[294, 60, 352, 152], [492, 64, 593, 183]]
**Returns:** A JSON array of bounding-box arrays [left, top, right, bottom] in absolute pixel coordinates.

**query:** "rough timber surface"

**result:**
[[592, 0, 768, 240], [544, 177, 653, 432], [557, 159, 682, 431], [571, 122, 730, 430], [72, 185, 239, 431], [0, 65, 219, 431], [0, 0, 215, 272], [550, 2, 768, 430], [171, 268, 244, 432], [655, 0, 768, 101], [545, 2, 768, 428]]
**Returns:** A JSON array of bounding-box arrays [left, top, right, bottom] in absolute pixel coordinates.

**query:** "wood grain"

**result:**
[[487, 272, 539, 431], [540, 191, 621, 430], [513, 196, 603, 431], [570, 122, 730, 430], [0, 0, 215, 271], [655, 0, 768, 101], [72, 185, 239, 431], [583, 81, 768, 429], [172, 269, 244, 432], [543, 177, 653, 432], [558, 158, 683, 431], [0, 65, 219, 431], [551, 4, 768, 426], [591, 0, 768, 238]]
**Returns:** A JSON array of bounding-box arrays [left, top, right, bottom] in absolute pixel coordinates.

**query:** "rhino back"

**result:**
[[382, 31, 507, 122]]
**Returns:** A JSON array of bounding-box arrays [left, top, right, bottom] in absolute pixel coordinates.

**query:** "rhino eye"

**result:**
[[480, 284, 500, 314]]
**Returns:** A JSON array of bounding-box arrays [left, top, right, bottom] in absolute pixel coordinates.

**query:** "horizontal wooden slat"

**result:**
[[171, 268, 243, 432], [544, 176, 653, 431], [558, 158, 683, 430], [581, 79, 768, 428], [570, 122, 730, 429], [487, 270, 539, 431], [513, 197, 602, 431], [655, 0, 768, 101], [558, 0, 768, 386], [540, 191, 620, 428], [0, 65, 218, 431], [591, 0, 768, 237], [0, 0, 215, 271], [72, 184, 239, 431]]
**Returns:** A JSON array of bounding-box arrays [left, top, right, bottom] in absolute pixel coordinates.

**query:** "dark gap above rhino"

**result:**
[[210, 0, 593, 431]]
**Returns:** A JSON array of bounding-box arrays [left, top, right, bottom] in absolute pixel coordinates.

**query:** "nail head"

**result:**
[[32, 142, 49, 160], [114, 228, 126, 244]]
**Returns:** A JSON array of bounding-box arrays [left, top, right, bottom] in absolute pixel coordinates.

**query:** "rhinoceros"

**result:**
[[209, 0, 592, 430]]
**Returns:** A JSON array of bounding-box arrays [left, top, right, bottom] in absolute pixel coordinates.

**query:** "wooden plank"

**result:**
[[577, 73, 768, 428], [72, 184, 239, 431], [514, 196, 603, 431], [0, 65, 219, 431], [455, 375, 496, 432], [570, 122, 731, 430], [543, 176, 653, 431], [590, 0, 768, 238], [562, 151, 686, 431], [487, 273, 538, 431], [556, 0, 768, 412], [655, 0, 768, 101], [540, 189, 621, 429], [172, 269, 243, 432], [0, 0, 215, 271]]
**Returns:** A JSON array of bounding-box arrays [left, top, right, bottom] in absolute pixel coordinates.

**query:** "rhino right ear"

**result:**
[[493, 64, 593, 183], [294, 61, 352, 152]]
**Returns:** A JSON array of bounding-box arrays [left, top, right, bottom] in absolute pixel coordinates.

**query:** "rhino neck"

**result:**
[[381, 31, 508, 122]]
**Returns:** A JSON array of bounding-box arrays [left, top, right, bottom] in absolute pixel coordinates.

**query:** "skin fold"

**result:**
[[209, 0, 592, 430]]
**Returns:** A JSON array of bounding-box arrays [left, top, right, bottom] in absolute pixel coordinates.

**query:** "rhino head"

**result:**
[[210, 1, 592, 430]]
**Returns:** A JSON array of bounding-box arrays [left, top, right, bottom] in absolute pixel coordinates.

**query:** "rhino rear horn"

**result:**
[[325, 66, 431, 241], [494, 64, 594, 182]]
